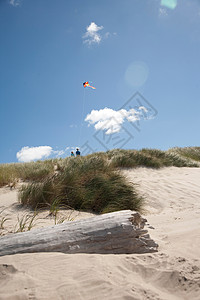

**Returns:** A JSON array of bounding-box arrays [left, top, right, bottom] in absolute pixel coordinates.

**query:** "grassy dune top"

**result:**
[[0, 147, 199, 214], [1, 147, 199, 186]]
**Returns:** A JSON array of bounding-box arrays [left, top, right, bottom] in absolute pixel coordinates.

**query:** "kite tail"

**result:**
[[89, 85, 96, 89]]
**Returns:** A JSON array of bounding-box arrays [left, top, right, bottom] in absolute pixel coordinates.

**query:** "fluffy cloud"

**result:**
[[16, 146, 53, 162], [83, 22, 104, 45], [85, 107, 149, 135], [16, 146, 74, 162], [9, 0, 21, 6]]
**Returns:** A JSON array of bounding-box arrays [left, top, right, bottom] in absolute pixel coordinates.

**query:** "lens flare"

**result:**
[[161, 0, 177, 10], [125, 61, 149, 88]]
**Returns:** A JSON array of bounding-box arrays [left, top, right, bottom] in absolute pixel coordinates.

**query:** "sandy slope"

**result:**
[[0, 167, 200, 300], [121, 167, 200, 260]]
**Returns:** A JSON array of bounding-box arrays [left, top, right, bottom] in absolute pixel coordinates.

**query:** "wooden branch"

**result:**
[[0, 210, 158, 256]]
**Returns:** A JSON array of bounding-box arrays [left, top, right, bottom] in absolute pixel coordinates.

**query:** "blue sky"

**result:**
[[0, 0, 200, 163]]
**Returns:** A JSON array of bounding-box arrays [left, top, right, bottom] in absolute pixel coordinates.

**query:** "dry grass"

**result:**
[[0, 159, 58, 187], [109, 148, 199, 168], [18, 155, 143, 213], [0, 147, 199, 215]]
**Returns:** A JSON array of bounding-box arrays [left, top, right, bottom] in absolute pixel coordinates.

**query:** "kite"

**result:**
[[83, 81, 96, 89]]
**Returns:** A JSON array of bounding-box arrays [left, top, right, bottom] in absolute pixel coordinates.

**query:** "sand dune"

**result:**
[[0, 167, 200, 300], [121, 167, 200, 260]]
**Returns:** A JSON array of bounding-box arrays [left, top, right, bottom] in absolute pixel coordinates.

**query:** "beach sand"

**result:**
[[0, 167, 200, 300]]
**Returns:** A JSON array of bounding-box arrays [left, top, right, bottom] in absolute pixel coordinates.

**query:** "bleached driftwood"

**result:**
[[0, 210, 158, 256]]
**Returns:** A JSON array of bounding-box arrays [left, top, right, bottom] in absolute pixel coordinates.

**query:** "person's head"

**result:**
[[71, 151, 73, 154]]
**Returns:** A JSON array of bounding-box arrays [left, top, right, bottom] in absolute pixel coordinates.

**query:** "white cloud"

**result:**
[[85, 107, 149, 135], [104, 32, 110, 39], [83, 22, 104, 45], [16, 146, 53, 162], [16, 145, 74, 162], [9, 0, 21, 7]]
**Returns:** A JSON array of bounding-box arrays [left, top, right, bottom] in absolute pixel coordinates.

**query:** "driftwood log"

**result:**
[[0, 210, 158, 256]]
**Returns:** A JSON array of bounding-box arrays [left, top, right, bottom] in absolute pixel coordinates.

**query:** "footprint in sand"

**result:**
[[0, 264, 18, 280]]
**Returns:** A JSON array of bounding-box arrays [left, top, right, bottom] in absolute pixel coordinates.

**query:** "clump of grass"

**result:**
[[164, 152, 198, 167], [168, 147, 200, 163], [19, 155, 143, 214], [110, 148, 199, 169], [19, 179, 60, 208], [0, 159, 58, 187], [82, 172, 143, 213], [0, 164, 19, 187], [110, 149, 163, 168]]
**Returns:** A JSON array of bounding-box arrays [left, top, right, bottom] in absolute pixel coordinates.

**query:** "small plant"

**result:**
[[0, 208, 10, 230], [65, 209, 77, 222], [15, 212, 38, 233], [48, 199, 77, 224], [48, 199, 62, 225], [48, 198, 61, 216], [0, 216, 9, 229], [27, 211, 38, 231], [15, 215, 29, 232], [56, 209, 77, 224]]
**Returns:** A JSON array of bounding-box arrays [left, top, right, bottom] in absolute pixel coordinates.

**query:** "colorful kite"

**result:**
[[83, 81, 96, 89]]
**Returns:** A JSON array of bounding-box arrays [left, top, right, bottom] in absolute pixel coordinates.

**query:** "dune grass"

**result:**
[[19, 155, 143, 213], [0, 159, 57, 187], [0, 147, 199, 214], [168, 147, 200, 163], [109, 148, 199, 168]]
